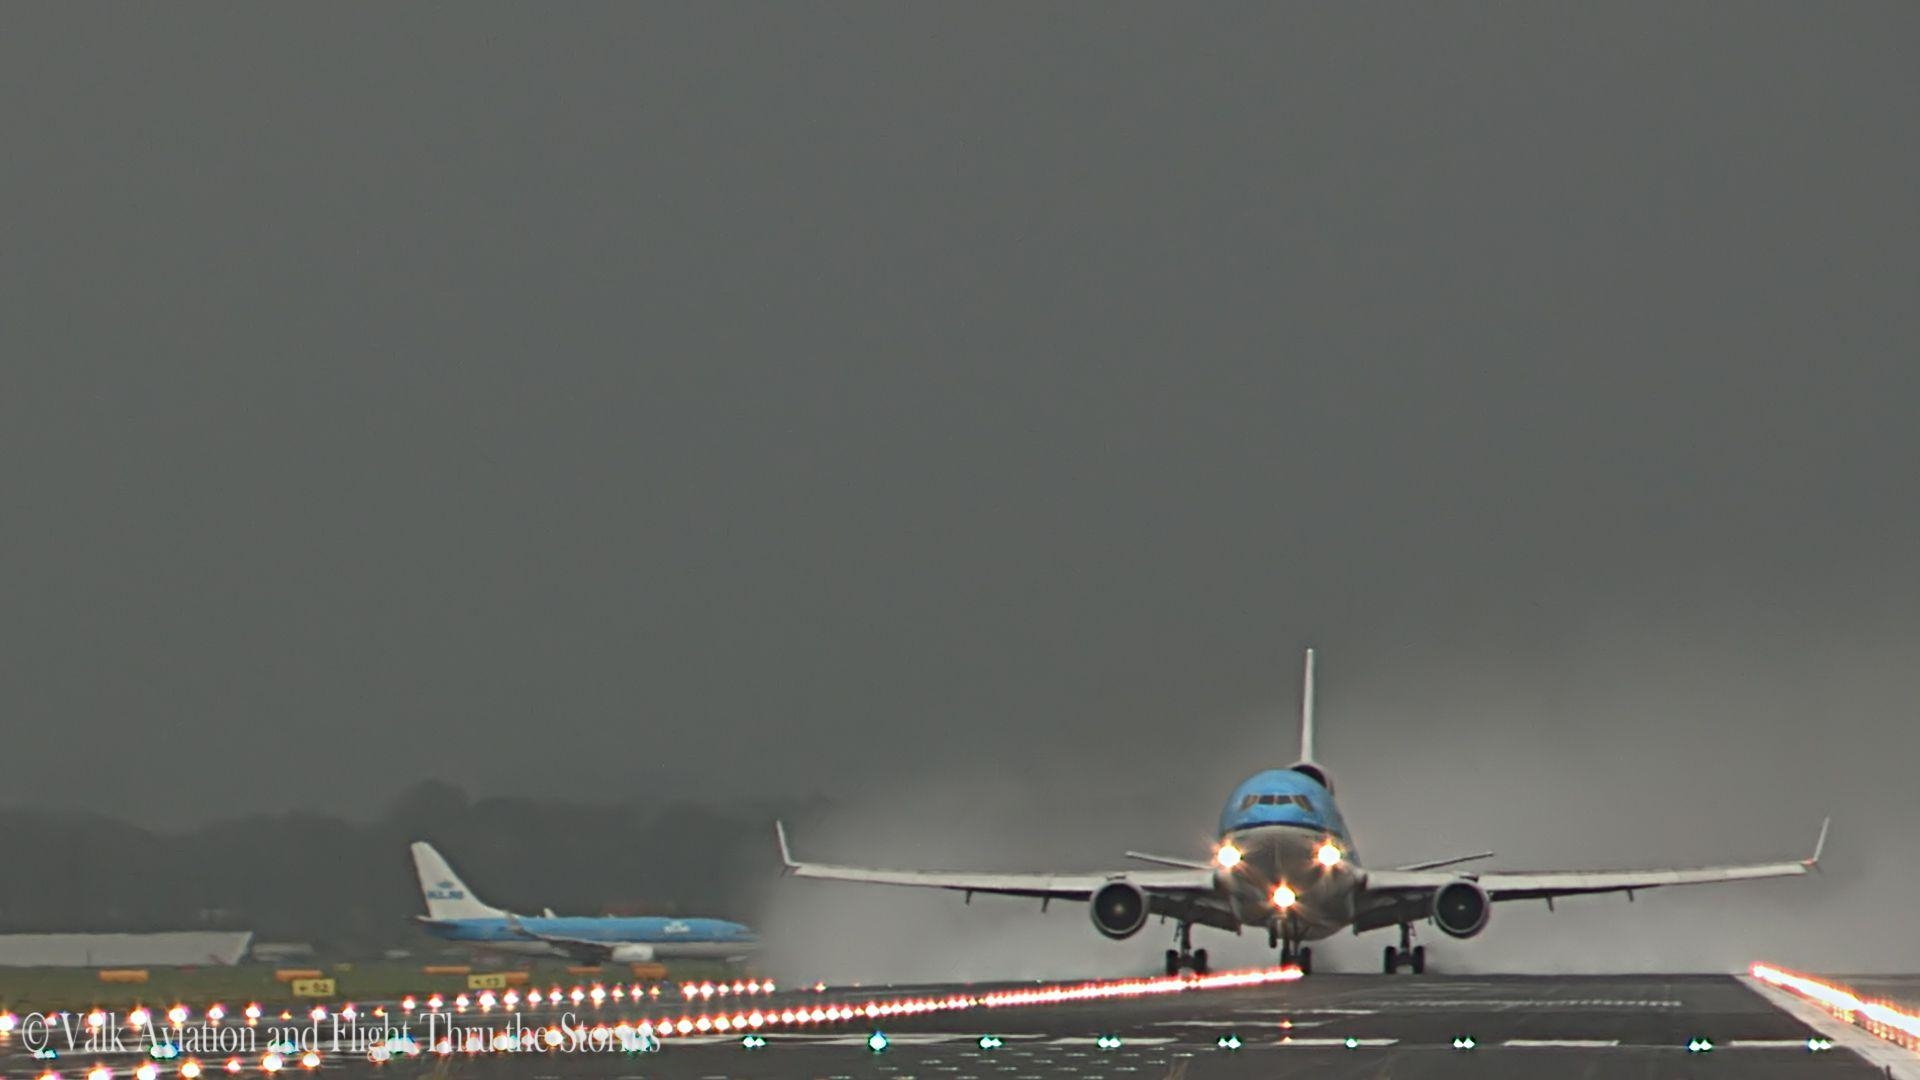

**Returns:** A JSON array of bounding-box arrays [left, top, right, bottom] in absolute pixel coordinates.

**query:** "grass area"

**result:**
[[0, 960, 751, 1013]]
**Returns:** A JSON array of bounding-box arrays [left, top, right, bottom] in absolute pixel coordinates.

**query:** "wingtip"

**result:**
[[1797, 814, 1827, 864], [775, 820, 796, 870]]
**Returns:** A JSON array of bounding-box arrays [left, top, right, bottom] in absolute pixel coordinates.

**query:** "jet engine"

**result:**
[[1431, 879, 1491, 939], [1089, 879, 1151, 940], [608, 943, 657, 963]]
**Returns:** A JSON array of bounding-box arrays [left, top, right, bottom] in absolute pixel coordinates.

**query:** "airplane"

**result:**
[[410, 841, 759, 964], [776, 649, 1828, 976]]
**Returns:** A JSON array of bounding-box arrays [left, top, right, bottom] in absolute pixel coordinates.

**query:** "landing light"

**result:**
[[1316, 842, 1342, 868], [1214, 844, 1242, 871], [1271, 884, 1297, 909]]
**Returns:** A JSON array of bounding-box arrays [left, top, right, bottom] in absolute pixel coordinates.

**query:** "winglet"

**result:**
[[775, 821, 797, 871], [1805, 816, 1831, 870]]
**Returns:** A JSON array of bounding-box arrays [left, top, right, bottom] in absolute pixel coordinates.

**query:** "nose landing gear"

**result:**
[[1270, 919, 1312, 974]]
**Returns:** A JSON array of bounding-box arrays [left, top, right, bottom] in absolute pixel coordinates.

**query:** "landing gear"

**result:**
[[1278, 940, 1313, 974], [1165, 922, 1209, 976], [1275, 920, 1313, 975], [1383, 923, 1426, 974]]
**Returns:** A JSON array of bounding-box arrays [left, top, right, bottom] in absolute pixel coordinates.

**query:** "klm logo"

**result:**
[[662, 920, 691, 935], [426, 879, 466, 901]]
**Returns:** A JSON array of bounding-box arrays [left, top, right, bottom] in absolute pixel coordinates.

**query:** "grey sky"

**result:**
[[3, 0, 1915, 943]]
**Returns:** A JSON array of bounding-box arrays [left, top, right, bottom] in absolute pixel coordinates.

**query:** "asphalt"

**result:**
[[6, 973, 1910, 1079]]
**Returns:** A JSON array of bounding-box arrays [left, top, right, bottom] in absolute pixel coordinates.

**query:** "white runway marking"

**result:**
[[1275, 1037, 1399, 1047], [1503, 1038, 1620, 1047]]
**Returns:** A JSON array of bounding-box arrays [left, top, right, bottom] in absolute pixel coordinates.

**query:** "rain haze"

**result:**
[[3, 6, 1915, 979]]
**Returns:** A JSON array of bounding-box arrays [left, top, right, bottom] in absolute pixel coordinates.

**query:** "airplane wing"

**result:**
[[775, 822, 1228, 923], [1354, 819, 1828, 930], [502, 913, 617, 963]]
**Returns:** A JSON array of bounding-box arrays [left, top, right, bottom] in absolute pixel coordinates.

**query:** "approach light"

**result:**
[[1271, 884, 1297, 909], [1, 1010, 18, 1032], [136, 1065, 158, 1080], [179, 1062, 202, 1079], [1316, 842, 1342, 868], [1215, 844, 1242, 871]]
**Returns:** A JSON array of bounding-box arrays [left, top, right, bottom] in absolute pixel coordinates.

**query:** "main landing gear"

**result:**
[[1383, 922, 1426, 974], [1164, 921, 1210, 976], [1269, 922, 1313, 974]]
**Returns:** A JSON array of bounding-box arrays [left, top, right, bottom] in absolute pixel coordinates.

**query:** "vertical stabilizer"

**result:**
[[1298, 647, 1317, 763], [411, 841, 506, 920]]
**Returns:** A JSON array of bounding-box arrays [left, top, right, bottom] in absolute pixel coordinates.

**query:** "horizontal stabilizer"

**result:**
[[1124, 851, 1214, 871], [1393, 851, 1497, 873]]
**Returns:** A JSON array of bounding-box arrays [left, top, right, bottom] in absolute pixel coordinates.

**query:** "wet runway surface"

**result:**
[[6, 973, 1909, 1078]]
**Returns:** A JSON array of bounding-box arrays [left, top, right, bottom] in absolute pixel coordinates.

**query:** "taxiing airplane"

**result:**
[[411, 841, 758, 963], [777, 650, 1827, 975]]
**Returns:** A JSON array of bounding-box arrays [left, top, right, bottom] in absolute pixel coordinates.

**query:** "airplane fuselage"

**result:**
[[422, 915, 758, 961], [1214, 767, 1361, 940]]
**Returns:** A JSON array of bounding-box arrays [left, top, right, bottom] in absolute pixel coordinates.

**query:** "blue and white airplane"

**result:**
[[411, 841, 758, 963], [778, 650, 1828, 975]]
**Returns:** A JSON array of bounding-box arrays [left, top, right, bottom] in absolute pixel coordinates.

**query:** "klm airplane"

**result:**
[[411, 842, 758, 963], [778, 650, 1828, 976]]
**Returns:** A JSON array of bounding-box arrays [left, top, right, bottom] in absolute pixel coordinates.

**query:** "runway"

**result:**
[[8, 971, 1910, 1078]]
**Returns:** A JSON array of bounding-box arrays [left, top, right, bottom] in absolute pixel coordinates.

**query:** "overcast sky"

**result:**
[[4, 5, 1916, 970]]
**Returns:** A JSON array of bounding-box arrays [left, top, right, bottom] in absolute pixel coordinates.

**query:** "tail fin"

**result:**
[[1298, 647, 1317, 763], [411, 841, 506, 920], [1289, 648, 1333, 792]]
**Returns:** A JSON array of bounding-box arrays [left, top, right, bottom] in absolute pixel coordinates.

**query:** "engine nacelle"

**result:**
[[1431, 879, 1491, 939], [608, 943, 656, 963], [1089, 879, 1151, 940]]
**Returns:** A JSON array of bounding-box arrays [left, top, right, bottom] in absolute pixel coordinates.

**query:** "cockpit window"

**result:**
[[1240, 793, 1315, 812]]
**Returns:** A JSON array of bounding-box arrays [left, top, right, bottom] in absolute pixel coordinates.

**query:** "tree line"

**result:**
[[0, 781, 831, 957]]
